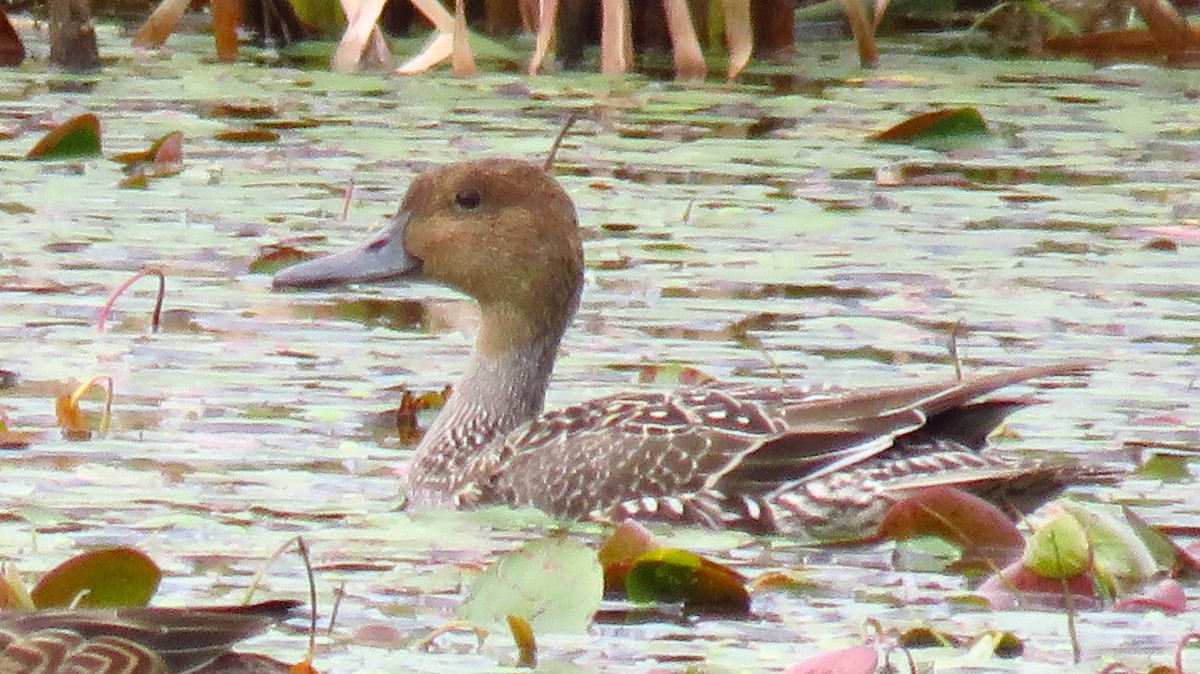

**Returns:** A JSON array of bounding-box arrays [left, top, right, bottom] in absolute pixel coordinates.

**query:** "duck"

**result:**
[[272, 158, 1116, 541], [0, 600, 299, 673]]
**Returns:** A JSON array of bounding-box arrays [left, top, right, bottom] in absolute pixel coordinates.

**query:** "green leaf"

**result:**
[[1059, 501, 1160, 594], [31, 547, 161, 608], [1023, 509, 1090, 579], [871, 107, 989, 150], [625, 548, 749, 614], [25, 113, 102, 160], [458, 535, 602, 633]]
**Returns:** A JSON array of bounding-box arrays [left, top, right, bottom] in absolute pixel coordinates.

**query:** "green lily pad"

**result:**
[[1023, 508, 1090, 579], [25, 113, 102, 160], [458, 535, 602, 633], [625, 547, 749, 614], [871, 106, 989, 149], [31, 547, 161, 608]]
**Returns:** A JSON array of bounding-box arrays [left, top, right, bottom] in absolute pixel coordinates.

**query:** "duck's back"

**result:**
[[473, 364, 1111, 539]]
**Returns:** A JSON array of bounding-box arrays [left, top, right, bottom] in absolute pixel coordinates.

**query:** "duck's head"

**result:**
[[273, 159, 585, 346]]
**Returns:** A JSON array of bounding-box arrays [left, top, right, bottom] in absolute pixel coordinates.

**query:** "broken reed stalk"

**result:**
[[327, 581, 346, 634], [948, 319, 963, 381], [97, 267, 165, 333], [244, 535, 319, 668], [342, 179, 355, 221], [544, 112, 580, 171]]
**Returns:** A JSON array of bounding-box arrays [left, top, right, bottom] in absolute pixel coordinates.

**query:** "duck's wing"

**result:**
[[486, 362, 1106, 535], [0, 600, 300, 674]]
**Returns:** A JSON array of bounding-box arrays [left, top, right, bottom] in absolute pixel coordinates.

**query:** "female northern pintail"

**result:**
[[272, 158, 1114, 540]]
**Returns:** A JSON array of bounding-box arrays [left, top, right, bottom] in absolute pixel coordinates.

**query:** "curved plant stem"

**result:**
[[97, 267, 165, 333]]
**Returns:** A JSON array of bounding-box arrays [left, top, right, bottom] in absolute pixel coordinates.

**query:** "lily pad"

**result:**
[[25, 113, 102, 160], [31, 547, 161, 608], [458, 535, 602, 633]]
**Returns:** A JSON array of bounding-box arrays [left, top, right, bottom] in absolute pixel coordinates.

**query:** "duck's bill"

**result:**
[[272, 211, 421, 290]]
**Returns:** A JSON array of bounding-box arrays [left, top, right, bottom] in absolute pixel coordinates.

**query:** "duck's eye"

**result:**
[[454, 188, 482, 210]]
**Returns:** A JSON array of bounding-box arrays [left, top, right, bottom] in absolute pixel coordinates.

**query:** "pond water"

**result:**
[[0, 20, 1198, 673]]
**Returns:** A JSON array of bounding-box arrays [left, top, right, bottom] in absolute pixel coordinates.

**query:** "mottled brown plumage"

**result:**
[[0, 601, 298, 674], [273, 158, 1117, 540]]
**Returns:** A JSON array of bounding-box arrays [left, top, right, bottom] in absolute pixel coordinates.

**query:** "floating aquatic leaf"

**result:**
[[25, 113, 102, 160], [394, 386, 451, 444], [977, 560, 1098, 610], [625, 547, 749, 614], [31, 547, 161, 608], [215, 129, 280, 143], [206, 102, 278, 119], [1058, 501, 1160, 594], [598, 520, 661, 595], [782, 645, 877, 674], [459, 535, 602, 633], [871, 107, 989, 148], [113, 130, 184, 168], [1113, 579, 1187, 614], [877, 487, 1024, 569], [251, 245, 317, 274]]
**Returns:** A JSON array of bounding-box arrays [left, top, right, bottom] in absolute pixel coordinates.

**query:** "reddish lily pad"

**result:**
[[26, 113, 102, 160], [1113, 579, 1187, 614], [625, 548, 749, 614], [977, 560, 1098, 610], [782, 645, 878, 674], [877, 486, 1024, 568], [113, 130, 183, 167], [31, 547, 161, 608], [598, 520, 661, 595], [250, 245, 316, 274]]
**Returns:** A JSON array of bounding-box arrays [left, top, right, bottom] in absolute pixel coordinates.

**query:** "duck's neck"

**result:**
[[406, 286, 580, 508]]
